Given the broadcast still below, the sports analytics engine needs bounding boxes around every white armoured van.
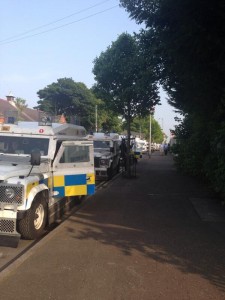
[0,119,95,245]
[90,133,121,180]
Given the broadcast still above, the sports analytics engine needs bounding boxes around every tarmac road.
[0,152,225,300]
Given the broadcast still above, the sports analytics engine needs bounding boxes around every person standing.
[163,143,168,155]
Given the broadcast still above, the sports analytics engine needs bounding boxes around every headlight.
[5,188,15,199]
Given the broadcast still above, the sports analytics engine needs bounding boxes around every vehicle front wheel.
[17,197,47,240]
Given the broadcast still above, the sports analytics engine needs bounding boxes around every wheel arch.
[26,184,49,210]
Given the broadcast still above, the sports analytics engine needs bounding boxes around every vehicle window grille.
[0,185,23,204]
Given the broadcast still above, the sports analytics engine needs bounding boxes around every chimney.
[6,91,15,102]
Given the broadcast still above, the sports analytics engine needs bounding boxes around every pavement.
[1,152,225,300]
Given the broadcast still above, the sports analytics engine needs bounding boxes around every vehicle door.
[52,140,95,200]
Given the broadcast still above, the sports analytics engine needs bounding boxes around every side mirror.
[31,149,41,166]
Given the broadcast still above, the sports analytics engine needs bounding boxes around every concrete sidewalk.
[0,153,225,300]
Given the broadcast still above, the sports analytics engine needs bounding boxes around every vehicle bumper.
[0,210,21,247]
[95,168,108,179]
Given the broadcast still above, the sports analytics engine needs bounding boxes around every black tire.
[17,197,47,240]
[74,195,85,205]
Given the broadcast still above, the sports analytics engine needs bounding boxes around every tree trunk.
[126,103,131,178]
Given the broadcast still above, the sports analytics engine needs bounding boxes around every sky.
[0,0,179,139]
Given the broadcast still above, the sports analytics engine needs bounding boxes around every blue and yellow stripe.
[53,173,95,197]
[26,173,95,199]
[134,151,142,159]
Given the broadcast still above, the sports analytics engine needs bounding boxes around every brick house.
[0,93,40,123]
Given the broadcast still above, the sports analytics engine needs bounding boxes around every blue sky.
[0,0,179,138]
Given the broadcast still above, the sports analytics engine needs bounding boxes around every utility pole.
[149,107,155,158]
[95,105,98,132]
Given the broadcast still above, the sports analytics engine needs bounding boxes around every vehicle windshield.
[94,141,110,149]
[0,136,49,155]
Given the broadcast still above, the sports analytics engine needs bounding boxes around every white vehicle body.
[91,133,121,180]
[0,121,95,242]
[133,138,148,158]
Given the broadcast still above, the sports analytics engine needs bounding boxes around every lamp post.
[95,105,98,132]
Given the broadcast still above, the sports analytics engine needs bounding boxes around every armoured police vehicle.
[0,117,95,245]
[91,133,121,180]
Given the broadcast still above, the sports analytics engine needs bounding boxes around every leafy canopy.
[36,78,96,130]
[93,32,159,122]
[119,1,225,197]
[120,0,225,116]
[124,116,164,143]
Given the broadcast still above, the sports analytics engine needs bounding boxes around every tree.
[35,78,96,131]
[96,106,122,133]
[93,33,159,120]
[120,0,225,114]
[93,33,159,176]
[119,1,225,199]
[90,93,123,133]
[125,115,164,143]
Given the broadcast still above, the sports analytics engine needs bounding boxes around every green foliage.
[173,113,225,198]
[99,113,122,133]
[173,111,217,175]
[93,32,160,177]
[36,78,96,130]
[151,118,164,143]
[93,33,159,122]
[95,99,123,133]
[120,0,225,114]
[203,124,225,198]
[124,115,163,142]
[35,78,121,133]
[120,0,225,200]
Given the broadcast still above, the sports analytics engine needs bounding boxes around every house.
[0,93,40,123]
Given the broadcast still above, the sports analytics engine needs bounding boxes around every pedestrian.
[160,143,164,155]
[120,138,127,169]
[163,143,168,155]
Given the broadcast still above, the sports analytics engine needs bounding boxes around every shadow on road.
[65,153,225,292]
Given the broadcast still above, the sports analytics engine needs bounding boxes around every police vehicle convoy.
[0,116,95,243]
[90,133,121,180]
